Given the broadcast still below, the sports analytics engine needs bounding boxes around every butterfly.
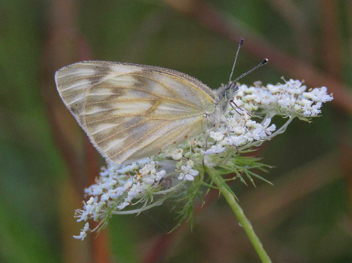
[55,44,267,164]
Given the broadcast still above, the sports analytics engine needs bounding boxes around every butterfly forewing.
[55,61,216,164]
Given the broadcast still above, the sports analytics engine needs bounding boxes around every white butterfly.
[55,57,267,164]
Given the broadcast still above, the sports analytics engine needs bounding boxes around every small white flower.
[128,184,142,198]
[140,162,156,175]
[303,92,313,99]
[187,160,194,167]
[124,178,134,189]
[117,201,129,210]
[117,163,139,174]
[76,210,89,222]
[246,120,257,128]
[155,170,166,181]
[144,177,154,185]
[233,126,246,135]
[85,184,103,196]
[87,197,94,205]
[204,144,226,155]
[308,87,323,101]
[178,165,199,181]
[262,118,271,127]
[109,187,124,199]
[73,223,90,240]
[166,149,183,160]
[210,131,224,141]
[243,94,257,101]
[267,124,276,133]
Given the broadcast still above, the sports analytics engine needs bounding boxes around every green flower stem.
[207,167,272,263]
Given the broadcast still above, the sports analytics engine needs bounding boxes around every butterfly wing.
[55,61,216,164]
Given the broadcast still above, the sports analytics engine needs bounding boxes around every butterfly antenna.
[229,38,244,83]
[227,58,269,90]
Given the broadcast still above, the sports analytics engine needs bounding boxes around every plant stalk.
[207,168,272,263]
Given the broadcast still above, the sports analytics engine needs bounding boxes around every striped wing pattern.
[55,61,216,164]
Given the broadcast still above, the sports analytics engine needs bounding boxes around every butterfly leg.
[230,99,252,117]
[202,134,209,168]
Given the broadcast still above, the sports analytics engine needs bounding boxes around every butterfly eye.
[226,89,231,99]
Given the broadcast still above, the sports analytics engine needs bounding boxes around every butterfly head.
[215,81,239,115]
[223,82,239,101]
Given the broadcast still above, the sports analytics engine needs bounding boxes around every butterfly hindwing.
[55,61,215,164]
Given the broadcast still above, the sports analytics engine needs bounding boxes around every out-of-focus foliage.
[0,0,350,262]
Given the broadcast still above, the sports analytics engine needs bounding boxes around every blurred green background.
[1,0,351,262]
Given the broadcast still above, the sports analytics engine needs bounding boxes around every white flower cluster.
[74,79,333,240]
[201,79,333,157]
[233,79,333,118]
[73,158,168,240]
[204,114,276,156]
